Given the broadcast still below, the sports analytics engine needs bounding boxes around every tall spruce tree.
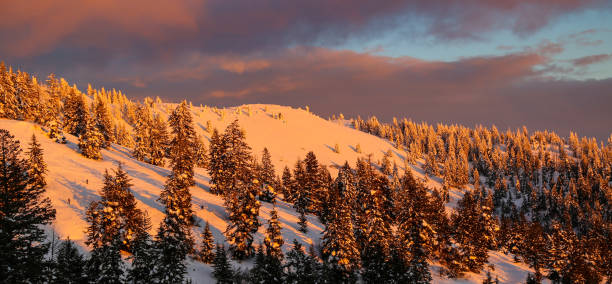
[127,216,156,284]
[0,130,56,282]
[93,94,114,148]
[258,147,277,202]
[213,244,233,284]
[84,199,125,284]
[78,112,104,160]
[284,240,319,284]
[149,114,169,167]
[222,120,261,259]
[155,101,197,283]
[198,222,215,264]
[53,238,87,284]
[264,207,284,260]
[132,105,152,162]
[63,90,88,137]
[320,164,359,283]
[207,128,227,195]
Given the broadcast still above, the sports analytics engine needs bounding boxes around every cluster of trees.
[353,115,612,282]
[2,62,610,283]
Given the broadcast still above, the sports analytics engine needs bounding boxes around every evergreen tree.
[258,147,277,202]
[222,120,260,259]
[93,94,114,148]
[0,129,56,283]
[63,90,88,136]
[194,134,208,168]
[381,149,393,175]
[250,244,284,284]
[264,207,284,260]
[207,128,227,195]
[320,165,359,283]
[52,238,87,284]
[281,166,294,202]
[292,160,310,233]
[451,190,497,273]
[26,134,47,190]
[78,112,104,160]
[149,114,169,167]
[126,215,156,284]
[197,222,215,264]
[213,244,233,284]
[132,105,152,162]
[85,199,125,284]
[155,101,197,282]
[284,240,319,284]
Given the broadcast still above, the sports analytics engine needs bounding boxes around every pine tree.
[284,240,319,284]
[93,94,114,148]
[250,244,284,283]
[264,207,284,260]
[26,134,47,190]
[281,166,294,202]
[149,114,169,167]
[155,101,197,282]
[221,120,260,259]
[52,238,87,284]
[198,222,215,264]
[78,112,104,160]
[451,190,497,273]
[132,105,152,162]
[63,90,88,136]
[381,149,393,175]
[213,244,233,284]
[320,165,359,283]
[194,134,208,168]
[127,219,156,284]
[207,128,227,195]
[0,129,56,283]
[84,199,125,284]
[258,148,277,202]
[292,160,311,233]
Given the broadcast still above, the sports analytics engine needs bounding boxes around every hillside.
[0,104,535,283]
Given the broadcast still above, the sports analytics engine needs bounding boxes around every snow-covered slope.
[0,104,534,283]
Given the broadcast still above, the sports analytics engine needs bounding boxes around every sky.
[1,0,611,140]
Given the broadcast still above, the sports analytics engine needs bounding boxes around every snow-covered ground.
[0,104,535,283]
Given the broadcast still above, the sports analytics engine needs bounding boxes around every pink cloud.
[571,54,612,66]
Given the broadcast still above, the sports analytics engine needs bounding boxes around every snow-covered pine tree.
[155,101,197,282]
[381,149,393,175]
[207,128,227,195]
[213,244,234,284]
[451,190,497,273]
[93,93,114,148]
[78,112,104,160]
[198,222,215,264]
[26,134,47,190]
[100,164,148,252]
[249,244,284,284]
[0,129,56,283]
[264,206,284,260]
[132,105,152,163]
[84,199,125,283]
[221,120,261,259]
[149,114,169,167]
[321,164,359,283]
[53,238,87,284]
[194,134,208,168]
[280,166,293,202]
[284,240,319,284]
[63,90,88,136]
[258,147,277,202]
[127,216,156,284]
[291,160,310,233]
